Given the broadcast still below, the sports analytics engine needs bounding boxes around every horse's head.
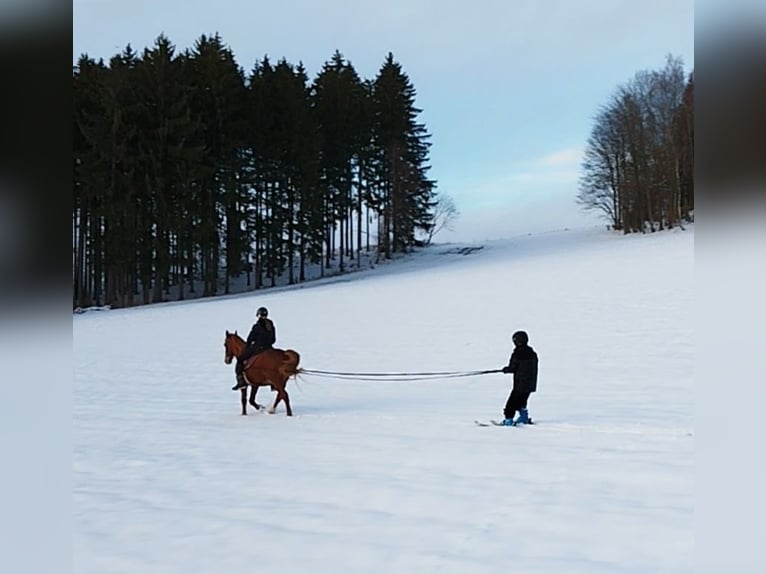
[224,330,240,364]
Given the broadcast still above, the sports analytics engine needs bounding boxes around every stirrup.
[232,374,247,390]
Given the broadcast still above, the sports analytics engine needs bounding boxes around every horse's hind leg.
[272,385,292,416]
[268,390,282,414]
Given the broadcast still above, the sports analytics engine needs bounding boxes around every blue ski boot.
[515,409,530,424]
[501,417,516,426]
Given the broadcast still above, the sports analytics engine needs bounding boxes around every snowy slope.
[73,225,693,574]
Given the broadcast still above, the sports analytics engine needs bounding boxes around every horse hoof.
[267,407,276,414]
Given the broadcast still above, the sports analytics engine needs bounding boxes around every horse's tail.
[289,367,305,392]
[276,350,301,380]
[283,349,300,370]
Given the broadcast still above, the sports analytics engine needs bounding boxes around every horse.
[223,330,301,416]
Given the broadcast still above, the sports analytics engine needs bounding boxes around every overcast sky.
[73,0,694,241]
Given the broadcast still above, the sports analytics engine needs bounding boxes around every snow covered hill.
[74,225,693,574]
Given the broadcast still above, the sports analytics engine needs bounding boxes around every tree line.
[577,55,694,232]
[73,33,447,308]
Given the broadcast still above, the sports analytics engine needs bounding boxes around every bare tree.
[577,105,624,229]
[424,192,459,244]
[578,55,692,233]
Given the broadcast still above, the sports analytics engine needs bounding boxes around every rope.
[299,368,502,382]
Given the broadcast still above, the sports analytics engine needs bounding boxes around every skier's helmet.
[256,306,269,318]
[512,330,529,345]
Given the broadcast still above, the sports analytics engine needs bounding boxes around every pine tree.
[371,53,436,257]
[187,33,248,295]
[133,34,203,302]
[73,55,108,307]
[312,50,371,272]
[246,56,275,289]
[74,41,441,308]
[101,46,141,307]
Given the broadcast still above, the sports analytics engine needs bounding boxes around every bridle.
[224,335,236,364]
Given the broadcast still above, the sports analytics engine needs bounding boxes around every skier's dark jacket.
[504,345,538,393]
[245,317,276,353]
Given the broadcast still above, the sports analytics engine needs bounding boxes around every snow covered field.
[73,225,693,573]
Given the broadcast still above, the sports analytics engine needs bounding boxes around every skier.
[500,330,538,425]
[232,306,277,391]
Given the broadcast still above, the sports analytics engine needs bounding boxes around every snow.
[73,225,693,573]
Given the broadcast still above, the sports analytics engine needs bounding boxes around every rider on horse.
[232,306,276,391]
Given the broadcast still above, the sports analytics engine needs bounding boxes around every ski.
[474,419,535,427]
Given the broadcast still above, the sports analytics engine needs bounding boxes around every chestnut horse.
[223,330,301,416]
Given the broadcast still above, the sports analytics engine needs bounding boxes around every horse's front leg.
[240,387,247,416]
[249,385,262,410]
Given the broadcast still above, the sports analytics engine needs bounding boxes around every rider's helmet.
[512,330,529,346]
[256,306,269,318]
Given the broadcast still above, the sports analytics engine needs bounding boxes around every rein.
[299,368,502,382]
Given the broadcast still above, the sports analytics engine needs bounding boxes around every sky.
[71,225,694,573]
[73,0,694,241]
